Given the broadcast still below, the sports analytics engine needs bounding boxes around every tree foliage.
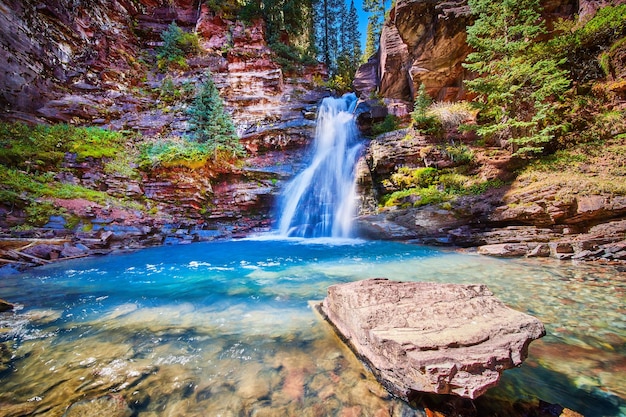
[362,0,386,45]
[241,0,317,69]
[411,84,442,135]
[463,0,571,157]
[157,22,199,70]
[187,73,244,160]
[315,0,362,88]
[362,19,378,62]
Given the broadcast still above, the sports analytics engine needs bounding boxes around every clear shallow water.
[0,238,624,416]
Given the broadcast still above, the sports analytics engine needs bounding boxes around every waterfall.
[277,93,361,238]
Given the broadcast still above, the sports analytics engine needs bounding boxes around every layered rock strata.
[319,278,546,400]
[354,130,626,262]
[0,0,328,259]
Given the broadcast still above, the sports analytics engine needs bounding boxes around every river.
[0,238,624,416]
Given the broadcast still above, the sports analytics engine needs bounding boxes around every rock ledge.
[318,278,545,400]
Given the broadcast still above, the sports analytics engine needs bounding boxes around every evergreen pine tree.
[362,0,386,43]
[187,73,244,160]
[315,0,342,72]
[362,19,377,62]
[463,0,571,156]
[339,0,349,55]
[347,0,362,63]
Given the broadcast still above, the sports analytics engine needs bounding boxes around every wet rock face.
[319,278,545,400]
[0,298,15,312]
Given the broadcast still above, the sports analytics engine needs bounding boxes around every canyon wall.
[0,0,328,255]
[354,0,626,111]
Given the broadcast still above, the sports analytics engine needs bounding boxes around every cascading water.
[277,93,361,238]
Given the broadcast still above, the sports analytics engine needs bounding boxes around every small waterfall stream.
[277,93,362,238]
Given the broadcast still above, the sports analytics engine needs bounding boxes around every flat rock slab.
[318,278,545,400]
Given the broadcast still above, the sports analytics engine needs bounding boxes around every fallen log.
[6,249,50,265]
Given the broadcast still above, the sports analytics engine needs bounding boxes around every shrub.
[157,22,199,71]
[371,114,401,135]
[411,84,442,135]
[382,185,448,208]
[156,77,195,105]
[138,138,212,169]
[381,164,507,209]
[269,42,318,73]
[444,144,475,164]
[389,166,438,189]
[427,102,474,131]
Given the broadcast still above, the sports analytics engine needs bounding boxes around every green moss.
[382,186,448,208]
[382,164,507,209]
[138,138,213,169]
[70,127,125,160]
[0,123,144,221]
[0,122,126,169]
[52,184,110,204]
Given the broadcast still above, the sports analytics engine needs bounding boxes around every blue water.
[0,238,625,416]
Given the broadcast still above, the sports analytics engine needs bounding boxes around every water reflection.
[0,239,624,416]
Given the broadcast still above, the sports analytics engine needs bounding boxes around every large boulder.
[319,278,545,400]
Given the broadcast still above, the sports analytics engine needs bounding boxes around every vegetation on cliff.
[372,3,626,213]
[156,22,200,71]
[463,0,571,157]
[0,123,139,226]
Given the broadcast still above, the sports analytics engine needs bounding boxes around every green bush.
[466,178,505,195]
[389,166,438,189]
[156,77,195,105]
[24,201,63,227]
[411,84,442,136]
[577,5,626,44]
[382,185,448,208]
[444,144,474,164]
[372,114,401,135]
[269,42,318,73]
[156,22,199,70]
[381,164,506,209]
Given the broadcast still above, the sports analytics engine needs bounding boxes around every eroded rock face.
[355,131,626,261]
[369,0,472,104]
[319,278,546,400]
[0,0,145,115]
[360,0,582,104]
